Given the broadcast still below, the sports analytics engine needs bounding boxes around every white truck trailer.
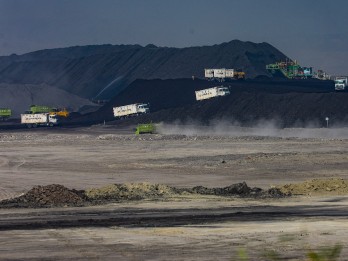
[113,103,150,118]
[205,68,235,79]
[195,86,230,101]
[334,76,347,91]
[205,68,245,81]
[21,113,58,128]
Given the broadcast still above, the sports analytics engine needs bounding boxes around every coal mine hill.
[1,40,347,127]
[0,40,286,100]
[71,78,348,128]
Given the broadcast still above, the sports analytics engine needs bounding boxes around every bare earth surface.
[0,125,347,260]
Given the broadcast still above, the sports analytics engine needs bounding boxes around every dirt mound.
[278,178,348,196]
[85,183,175,201]
[187,182,288,198]
[0,182,290,208]
[0,184,86,208]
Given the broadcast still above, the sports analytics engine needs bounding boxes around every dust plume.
[157,119,348,139]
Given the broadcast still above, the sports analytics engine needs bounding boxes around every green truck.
[0,108,11,121]
[29,105,54,114]
[135,123,156,135]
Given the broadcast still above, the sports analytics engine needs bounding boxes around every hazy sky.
[1,0,347,74]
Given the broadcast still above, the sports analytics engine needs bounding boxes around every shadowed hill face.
[0,83,96,116]
[0,40,287,100]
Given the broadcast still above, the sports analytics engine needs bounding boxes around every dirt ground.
[0,125,347,260]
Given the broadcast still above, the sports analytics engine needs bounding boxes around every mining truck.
[113,103,150,118]
[135,123,156,135]
[195,86,230,101]
[334,77,347,91]
[0,108,11,121]
[21,113,58,128]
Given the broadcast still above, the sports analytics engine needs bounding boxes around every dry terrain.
[0,125,347,260]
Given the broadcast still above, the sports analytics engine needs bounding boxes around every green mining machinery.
[0,108,11,121]
[266,60,312,79]
[29,105,55,114]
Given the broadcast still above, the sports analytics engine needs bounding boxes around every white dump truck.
[113,103,150,118]
[195,86,230,101]
[21,113,58,128]
[334,76,347,91]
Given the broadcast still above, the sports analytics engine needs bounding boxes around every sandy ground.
[0,125,347,260]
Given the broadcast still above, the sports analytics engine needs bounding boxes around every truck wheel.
[49,123,54,127]
[27,124,32,129]
[32,124,38,128]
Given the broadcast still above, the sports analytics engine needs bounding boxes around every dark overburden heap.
[70,78,348,127]
[0,40,287,99]
[0,184,86,208]
[184,182,287,198]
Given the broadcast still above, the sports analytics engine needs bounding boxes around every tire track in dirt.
[0,155,26,200]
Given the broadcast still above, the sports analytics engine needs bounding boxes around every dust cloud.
[157,120,348,139]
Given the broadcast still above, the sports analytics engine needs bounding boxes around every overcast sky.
[1,0,347,74]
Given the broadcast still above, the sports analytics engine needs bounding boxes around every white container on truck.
[195,86,230,101]
[113,103,150,118]
[21,113,58,128]
[213,69,226,78]
[334,77,347,91]
[205,68,239,80]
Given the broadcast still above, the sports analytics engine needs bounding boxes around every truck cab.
[137,104,150,114]
[48,114,58,125]
[335,77,347,91]
[217,87,230,96]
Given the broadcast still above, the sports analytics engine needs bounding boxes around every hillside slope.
[0,83,96,116]
[0,40,288,99]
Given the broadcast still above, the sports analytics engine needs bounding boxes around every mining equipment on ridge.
[266,60,313,79]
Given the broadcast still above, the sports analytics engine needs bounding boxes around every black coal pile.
[0,40,287,99]
[73,77,348,127]
[0,184,86,208]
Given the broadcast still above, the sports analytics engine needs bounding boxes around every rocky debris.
[186,182,288,198]
[278,178,348,196]
[97,134,288,142]
[267,187,289,198]
[85,183,174,201]
[0,184,86,208]
[0,182,292,208]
